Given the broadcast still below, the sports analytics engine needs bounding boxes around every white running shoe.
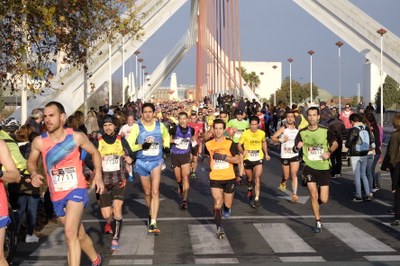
[25,234,39,243]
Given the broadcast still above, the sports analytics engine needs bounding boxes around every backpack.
[354,126,370,153]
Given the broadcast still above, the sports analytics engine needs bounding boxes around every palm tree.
[247,71,260,93]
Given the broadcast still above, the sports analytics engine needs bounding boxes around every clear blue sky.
[139,0,399,98]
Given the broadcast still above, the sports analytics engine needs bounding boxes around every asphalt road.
[12,145,400,266]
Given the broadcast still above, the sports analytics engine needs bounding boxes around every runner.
[187,111,204,179]
[170,112,195,210]
[293,107,338,233]
[271,111,300,202]
[205,119,240,238]
[238,116,270,208]
[228,109,249,182]
[118,114,135,182]
[0,140,21,266]
[127,102,170,234]
[97,115,135,251]
[28,101,105,266]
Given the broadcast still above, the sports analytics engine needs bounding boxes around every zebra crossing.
[17,219,400,265]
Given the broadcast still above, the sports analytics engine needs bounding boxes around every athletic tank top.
[281,127,299,159]
[41,128,87,201]
[136,121,163,161]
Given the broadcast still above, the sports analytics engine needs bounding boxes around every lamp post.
[141,65,146,100]
[288,58,294,107]
[307,50,315,104]
[272,65,278,106]
[377,28,387,128]
[134,50,141,101]
[137,58,143,97]
[335,41,344,113]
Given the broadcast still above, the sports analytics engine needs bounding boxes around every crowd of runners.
[0,94,399,265]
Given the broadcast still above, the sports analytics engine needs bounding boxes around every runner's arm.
[27,136,44,187]
[270,126,285,143]
[0,140,20,183]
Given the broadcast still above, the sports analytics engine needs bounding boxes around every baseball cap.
[235,109,244,115]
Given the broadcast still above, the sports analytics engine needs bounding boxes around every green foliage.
[268,76,319,105]
[0,0,144,93]
[375,75,400,110]
[240,67,261,92]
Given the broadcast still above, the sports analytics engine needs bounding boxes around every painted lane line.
[83,214,394,223]
[324,222,396,252]
[194,258,239,264]
[189,224,234,255]
[20,261,67,266]
[254,223,316,253]
[364,255,400,262]
[279,256,325,262]
[30,227,67,257]
[108,259,153,265]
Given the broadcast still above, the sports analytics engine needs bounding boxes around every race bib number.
[176,138,190,150]
[51,167,78,192]
[282,140,295,157]
[234,129,244,140]
[143,142,160,156]
[308,146,323,161]
[102,155,121,172]
[248,150,260,161]
[213,159,229,170]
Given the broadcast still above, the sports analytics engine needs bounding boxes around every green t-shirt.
[298,127,331,170]
[228,118,249,143]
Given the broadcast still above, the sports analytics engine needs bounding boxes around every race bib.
[308,146,323,161]
[213,159,229,170]
[143,142,160,156]
[176,138,190,150]
[282,140,295,157]
[102,155,121,172]
[248,150,260,161]
[51,167,78,192]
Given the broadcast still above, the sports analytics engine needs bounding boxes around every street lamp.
[272,65,278,106]
[288,58,294,107]
[137,58,144,90]
[335,41,344,113]
[134,50,141,100]
[141,65,146,100]
[377,28,387,128]
[307,50,315,104]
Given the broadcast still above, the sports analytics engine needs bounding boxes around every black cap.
[236,109,244,115]
[320,101,326,106]
[103,115,117,125]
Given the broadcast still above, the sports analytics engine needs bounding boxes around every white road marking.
[324,222,396,252]
[364,255,400,262]
[108,259,153,265]
[115,225,154,255]
[279,256,325,262]
[82,214,393,223]
[254,223,316,253]
[189,224,234,255]
[194,258,239,264]
[30,227,66,257]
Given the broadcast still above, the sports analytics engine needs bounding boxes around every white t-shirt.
[119,124,135,138]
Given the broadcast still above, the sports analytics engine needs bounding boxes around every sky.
[138,0,399,98]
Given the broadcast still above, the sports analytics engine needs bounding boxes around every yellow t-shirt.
[239,129,266,161]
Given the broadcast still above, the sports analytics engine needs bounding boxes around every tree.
[240,67,260,93]
[268,77,319,105]
[0,0,143,94]
[375,75,400,111]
